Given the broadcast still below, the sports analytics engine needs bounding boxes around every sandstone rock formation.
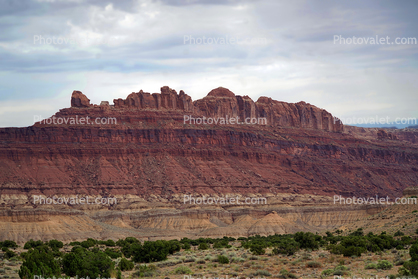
[112,86,194,112]
[193,87,343,132]
[71,91,91,108]
[1,86,418,243]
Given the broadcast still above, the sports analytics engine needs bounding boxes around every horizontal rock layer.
[1,86,418,243]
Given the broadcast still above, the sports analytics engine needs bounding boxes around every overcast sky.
[0,0,417,128]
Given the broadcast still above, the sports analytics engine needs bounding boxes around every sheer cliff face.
[0,86,418,203]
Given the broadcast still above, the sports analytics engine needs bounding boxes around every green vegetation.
[198,242,209,250]
[174,266,192,275]
[2,228,418,279]
[119,258,134,271]
[62,246,115,278]
[132,240,181,263]
[133,264,158,277]
[217,255,229,264]
[18,245,60,279]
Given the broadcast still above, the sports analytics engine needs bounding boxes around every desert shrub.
[18,246,61,279]
[321,269,334,276]
[252,269,271,277]
[174,266,192,275]
[132,240,180,263]
[134,264,157,277]
[365,263,377,269]
[411,243,418,262]
[213,240,231,249]
[196,259,205,264]
[98,240,116,247]
[350,228,364,236]
[402,261,418,276]
[250,245,265,255]
[1,240,17,249]
[198,243,209,250]
[62,246,114,278]
[377,260,393,270]
[394,230,404,237]
[301,253,311,260]
[119,258,134,271]
[48,239,63,250]
[23,240,44,249]
[105,248,122,259]
[294,232,319,250]
[156,259,180,268]
[2,249,16,259]
[183,257,195,263]
[306,261,321,268]
[277,269,297,279]
[231,257,245,263]
[80,238,96,249]
[343,246,365,257]
[218,255,229,264]
[394,259,405,266]
[333,265,349,276]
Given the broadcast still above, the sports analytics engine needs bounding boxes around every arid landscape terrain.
[1,0,417,278]
[0,88,418,279]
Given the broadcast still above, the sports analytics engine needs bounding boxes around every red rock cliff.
[0,86,417,202]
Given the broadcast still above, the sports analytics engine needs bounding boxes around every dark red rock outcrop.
[71,91,91,108]
[112,86,194,112]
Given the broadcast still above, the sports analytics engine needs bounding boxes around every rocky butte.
[0,86,417,243]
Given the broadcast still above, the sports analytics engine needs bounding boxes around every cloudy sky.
[0,0,417,128]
